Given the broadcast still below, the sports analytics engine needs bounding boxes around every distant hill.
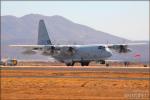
[1,14,149,63]
[1,14,130,45]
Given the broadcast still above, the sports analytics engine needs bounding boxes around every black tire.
[100,60,105,64]
[66,63,70,66]
[81,62,84,66]
[66,62,75,66]
[71,62,75,66]
[106,63,109,67]
[85,62,89,66]
[81,62,90,66]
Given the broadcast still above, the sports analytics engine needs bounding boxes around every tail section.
[38,20,52,45]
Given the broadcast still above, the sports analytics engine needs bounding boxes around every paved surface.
[1,66,149,80]
[1,66,149,73]
[1,76,149,80]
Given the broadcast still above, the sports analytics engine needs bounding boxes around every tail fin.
[38,20,52,45]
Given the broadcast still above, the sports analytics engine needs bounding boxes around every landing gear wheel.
[106,63,109,67]
[81,62,90,66]
[66,62,75,66]
[100,60,105,64]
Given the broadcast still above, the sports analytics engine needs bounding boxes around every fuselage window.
[98,46,105,50]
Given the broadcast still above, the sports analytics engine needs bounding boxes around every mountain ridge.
[2,14,131,45]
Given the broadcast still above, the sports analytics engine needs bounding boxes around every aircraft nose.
[106,48,112,57]
[108,51,112,57]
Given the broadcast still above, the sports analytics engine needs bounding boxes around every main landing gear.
[80,61,90,66]
[65,61,90,66]
[99,60,105,64]
[65,62,75,66]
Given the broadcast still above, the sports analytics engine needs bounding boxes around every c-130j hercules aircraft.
[10,20,144,66]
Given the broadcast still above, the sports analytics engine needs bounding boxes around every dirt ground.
[1,70,150,78]
[1,66,150,100]
[1,78,149,100]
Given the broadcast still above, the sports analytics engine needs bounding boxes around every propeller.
[108,45,131,53]
[68,47,74,52]
[119,45,126,53]
[66,47,75,55]
[119,45,131,53]
[50,46,55,54]
[42,46,55,55]
[22,50,36,55]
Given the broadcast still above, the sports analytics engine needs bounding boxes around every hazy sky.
[1,1,149,41]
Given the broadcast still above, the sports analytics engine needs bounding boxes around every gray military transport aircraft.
[10,20,144,66]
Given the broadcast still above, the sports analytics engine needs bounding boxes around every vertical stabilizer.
[38,20,52,45]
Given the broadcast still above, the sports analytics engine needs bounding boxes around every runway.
[1,66,149,80]
[1,66,149,73]
[1,75,149,80]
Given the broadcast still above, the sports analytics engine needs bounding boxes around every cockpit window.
[98,46,105,50]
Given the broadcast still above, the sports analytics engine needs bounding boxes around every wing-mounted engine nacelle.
[109,45,132,53]
[22,50,36,55]
[68,47,75,54]
[42,46,60,55]
[61,47,76,55]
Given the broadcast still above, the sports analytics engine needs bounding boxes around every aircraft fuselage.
[41,45,112,65]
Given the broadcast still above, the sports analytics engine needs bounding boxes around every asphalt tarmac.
[1,66,149,73]
[1,75,149,80]
[1,66,149,80]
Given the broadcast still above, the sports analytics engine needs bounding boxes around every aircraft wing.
[105,43,146,53]
[10,42,146,48]
[9,45,77,55]
[10,44,81,48]
[10,42,146,54]
[10,45,46,49]
[9,45,45,55]
[106,42,146,46]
